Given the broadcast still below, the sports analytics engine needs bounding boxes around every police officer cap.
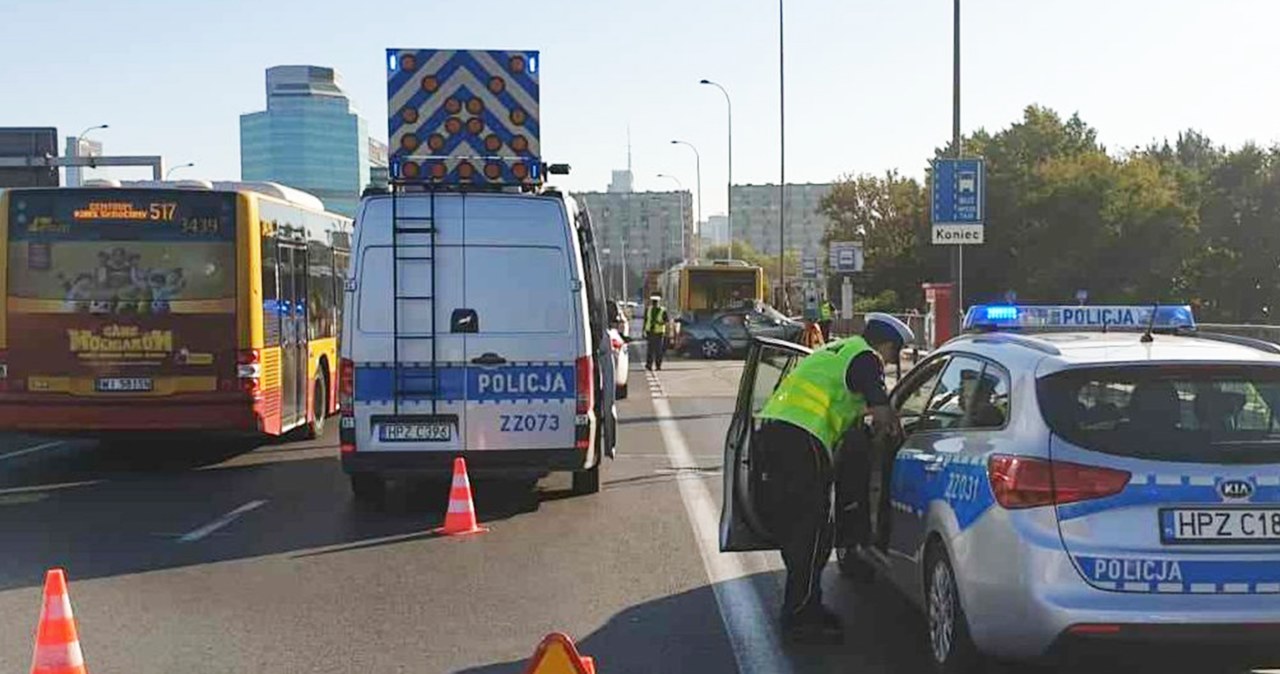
[649,294,662,302]
[863,312,915,349]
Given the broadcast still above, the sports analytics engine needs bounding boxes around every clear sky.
[4,0,1278,217]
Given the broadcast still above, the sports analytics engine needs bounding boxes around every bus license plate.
[1160,508,1280,544]
[378,420,453,442]
[96,377,153,393]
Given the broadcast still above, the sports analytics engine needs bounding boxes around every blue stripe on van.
[354,362,575,404]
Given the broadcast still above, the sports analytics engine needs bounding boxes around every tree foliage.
[821,105,1280,322]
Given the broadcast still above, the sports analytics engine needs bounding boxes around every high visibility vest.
[820,302,833,320]
[758,336,873,452]
[644,306,667,335]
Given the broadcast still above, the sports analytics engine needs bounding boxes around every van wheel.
[304,376,327,440]
[699,339,726,359]
[616,382,629,400]
[571,462,601,495]
[350,473,385,506]
[925,546,982,674]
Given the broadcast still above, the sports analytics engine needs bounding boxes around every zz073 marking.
[499,414,561,432]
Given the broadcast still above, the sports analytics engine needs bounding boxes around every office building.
[730,183,834,259]
[702,214,729,250]
[579,189,692,295]
[240,65,369,217]
[64,136,103,187]
[607,169,634,193]
[368,137,389,190]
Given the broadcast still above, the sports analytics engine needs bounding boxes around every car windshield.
[1039,364,1280,464]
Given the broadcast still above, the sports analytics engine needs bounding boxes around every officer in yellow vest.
[756,312,914,644]
[819,298,835,341]
[643,294,668,371]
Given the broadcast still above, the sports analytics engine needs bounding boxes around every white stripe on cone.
[43,593,72,621]
[452,474,469,488]
[34,642,85,669]
[447,498,471,514]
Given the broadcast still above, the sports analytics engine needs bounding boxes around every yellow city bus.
[659,259,766,316]
[0,182,351,438]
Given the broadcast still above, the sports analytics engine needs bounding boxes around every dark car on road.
[674,303,803,359]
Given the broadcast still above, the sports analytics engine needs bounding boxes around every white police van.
[338,187,617,502]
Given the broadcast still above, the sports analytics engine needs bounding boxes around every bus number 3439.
[499,414,560,432]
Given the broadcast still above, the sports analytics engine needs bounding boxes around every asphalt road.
[0,357,1276,673]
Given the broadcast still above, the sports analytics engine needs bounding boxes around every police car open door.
[720,337,810,552]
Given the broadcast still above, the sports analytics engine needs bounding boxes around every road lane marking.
[653,394,793,674]
[0,480,102,496]
[178,499,267,543]
[0,441,65,462]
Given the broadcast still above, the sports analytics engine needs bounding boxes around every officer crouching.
[755,313,915,644]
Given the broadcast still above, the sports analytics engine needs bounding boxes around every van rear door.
[461,196,579,451]
[351,195,467,453]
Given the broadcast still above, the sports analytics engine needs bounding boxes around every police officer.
[819,297,835,341]
[643,294,668,371]
[755,312,915,644]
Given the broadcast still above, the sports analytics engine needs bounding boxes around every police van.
[338,48,616,502]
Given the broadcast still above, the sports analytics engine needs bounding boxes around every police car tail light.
[988,455,1130,509]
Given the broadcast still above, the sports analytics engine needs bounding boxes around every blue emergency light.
[963,304,1196,332]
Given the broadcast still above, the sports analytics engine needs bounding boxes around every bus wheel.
[304,376,327,440]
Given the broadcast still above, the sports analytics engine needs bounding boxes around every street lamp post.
[778,0,787,310]
[700,79,732,260]
[165,162,196,180]
[71,124,108,186]
[953,0,965,314]
[670,140,702,263]
[656,173,687,264]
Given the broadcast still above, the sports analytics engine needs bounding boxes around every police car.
[722,306,1280,671]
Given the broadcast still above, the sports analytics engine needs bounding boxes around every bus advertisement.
[0,185,351,438]
[659,260,765,316]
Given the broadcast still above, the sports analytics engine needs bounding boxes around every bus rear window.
[1038,365,1280,464]
[7,190,237,308]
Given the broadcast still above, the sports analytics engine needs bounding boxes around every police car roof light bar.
[962,305,1196,333]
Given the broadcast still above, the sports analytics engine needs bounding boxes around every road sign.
[801,254,818,279]
[931,158,985,245]
[828,241,864,274]
[387,49,541,185]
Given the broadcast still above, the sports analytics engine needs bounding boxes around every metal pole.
[701,80,733,261]
[621,238,628,301]
[165,162,195,180]
[953,0,964,316]
[778,0,787,309]
[657,174,687,264]
[670,141,701,264]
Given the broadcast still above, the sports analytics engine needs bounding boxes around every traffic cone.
[433,457,487,536]
[523,632,596,674]
[29,568,87,674]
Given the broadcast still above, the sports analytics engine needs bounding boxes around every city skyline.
[4,0,1279,219]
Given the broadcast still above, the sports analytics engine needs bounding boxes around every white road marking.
[178,500,267,543]
[0,480,101,496]
[0,441,64,462]
[653,393,793,674]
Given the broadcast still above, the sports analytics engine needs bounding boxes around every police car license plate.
[378,419,454,442]
[1160,508,1280,544]
[95,377,153,393]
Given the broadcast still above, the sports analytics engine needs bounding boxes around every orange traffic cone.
[433,457,487,536]
[523,632,596,674]
[30,568,87,674]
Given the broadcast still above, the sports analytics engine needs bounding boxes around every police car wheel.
[699,339,725,359]
[571,462,601,495]
[835,545,875,583]
[925,548,981,674]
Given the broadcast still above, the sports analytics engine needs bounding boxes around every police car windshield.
[1039,364,1280,464]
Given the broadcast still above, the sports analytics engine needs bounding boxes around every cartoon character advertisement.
[6,190,238,384]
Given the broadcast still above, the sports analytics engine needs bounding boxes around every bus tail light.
[339,358,355,453]
[988,455,1130,509]
[575,356,593,450]
[0,350,7,391]
[237,349,262,400]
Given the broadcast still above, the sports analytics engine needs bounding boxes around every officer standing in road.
[819,297,835,341]
[756,313,915,644]
[644,294,668,371]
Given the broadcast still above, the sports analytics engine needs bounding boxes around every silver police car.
[721,305,1280,672]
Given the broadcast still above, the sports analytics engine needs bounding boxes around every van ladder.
[389,183,439,415]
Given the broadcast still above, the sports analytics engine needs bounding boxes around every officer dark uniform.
[644,295,668,371]
[755,313,915,644]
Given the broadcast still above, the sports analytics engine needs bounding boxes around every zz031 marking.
[944,472,983,502]
[499,414,561,432]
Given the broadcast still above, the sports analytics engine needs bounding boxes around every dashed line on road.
[0,440,65,462]
[178,499,267,543]
[645,370,667,398]
[653,394,793,674]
